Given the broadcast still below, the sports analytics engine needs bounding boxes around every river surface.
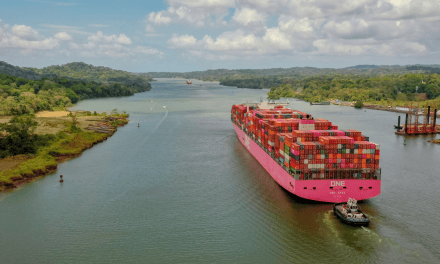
[1,79,439,263]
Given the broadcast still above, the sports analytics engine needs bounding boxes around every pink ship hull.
[233,123,381,203]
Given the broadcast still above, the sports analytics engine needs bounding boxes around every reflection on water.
[0,79,438,263]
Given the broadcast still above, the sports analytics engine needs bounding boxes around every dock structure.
[396,106,440,135]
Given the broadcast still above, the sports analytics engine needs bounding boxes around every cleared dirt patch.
[0,155,33,172]
[35,111,70,118]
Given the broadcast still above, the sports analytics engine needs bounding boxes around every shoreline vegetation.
[0,110,129,194]
[0,61,152,194]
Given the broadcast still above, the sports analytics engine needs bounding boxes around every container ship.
[231,101,381,203]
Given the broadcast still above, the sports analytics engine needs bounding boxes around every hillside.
[32,62,152,91]
[139,64,440,82]
[267,73,440,109]
[0,61,42,80]
[0,72,151,116]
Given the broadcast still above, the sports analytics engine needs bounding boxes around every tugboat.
[333,198,370,226]
[187,79,192,84]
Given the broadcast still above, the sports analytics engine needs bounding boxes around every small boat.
[333,198,370,226]
[187,79,192,84]
[394,124,403,129]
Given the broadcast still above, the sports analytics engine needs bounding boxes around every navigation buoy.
[138,123,140,127]
[60,175,63,178]
[59,175,63,182]
[404,139,407,145]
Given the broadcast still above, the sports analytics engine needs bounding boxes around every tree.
[0,115,38,157]
[354,101,363,108]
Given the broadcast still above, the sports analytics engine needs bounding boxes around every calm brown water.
[0,78,439,263]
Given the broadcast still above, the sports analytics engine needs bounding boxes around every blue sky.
[1,0,440,72]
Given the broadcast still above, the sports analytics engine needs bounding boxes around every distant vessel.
[187,79,192,84]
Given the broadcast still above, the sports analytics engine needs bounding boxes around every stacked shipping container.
[231,104,380,181]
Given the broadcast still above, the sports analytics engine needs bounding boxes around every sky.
[1,0,440,72]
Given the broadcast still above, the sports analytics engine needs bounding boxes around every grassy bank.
[0,111,128,192]
[429,139,440,144]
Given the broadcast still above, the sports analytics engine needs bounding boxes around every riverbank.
[328,99,440,117]
[0,111,129,193]
[429,139,440,144]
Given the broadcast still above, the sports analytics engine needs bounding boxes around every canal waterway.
[0,79,439,263]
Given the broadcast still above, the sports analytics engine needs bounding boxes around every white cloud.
[116,34,132,45]
[144,0,233,34]
[168,34,198,48]
[77,31,162,58]
[0,23,60,54]
[279,17,315,39]
[145,24,155,33]
[262,28,292,50]
[0,21,164,60]
[11,25,40,40]
[54,32,73,41]
[87,31,132,45]
[168,0,235,8]
[41,24,91,35]
[148,11,172,25]
[232,8,263,26]
[203,31,260,50]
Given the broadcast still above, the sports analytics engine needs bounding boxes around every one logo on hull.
[331,181,345,186]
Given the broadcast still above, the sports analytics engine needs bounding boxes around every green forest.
[140,64,440,82]
[0,73,150,116]
[31,62,153,90]
[0,61,153,116]
[267,73,440,107]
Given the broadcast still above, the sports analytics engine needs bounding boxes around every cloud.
[145,24,155,33]
[0,21,164,60]
[0,22,60,54]
[232,8,264,26]
[203,31,261,51]
[77,31,163,58]
[262,28,291,50]
[157,0,439,61]
[144,0,234,33]
[41,24,91,35]
[312,38,427,56]
[148,11,172,25]
[116,34,132,45]
[54,32,73,41]
[11,25,41,40]
[168,34,197,48]
[378,0,440,20]
[87,31,132,45]
[168,0,235,8]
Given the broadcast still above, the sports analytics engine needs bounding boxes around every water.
[0,79,439,263]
